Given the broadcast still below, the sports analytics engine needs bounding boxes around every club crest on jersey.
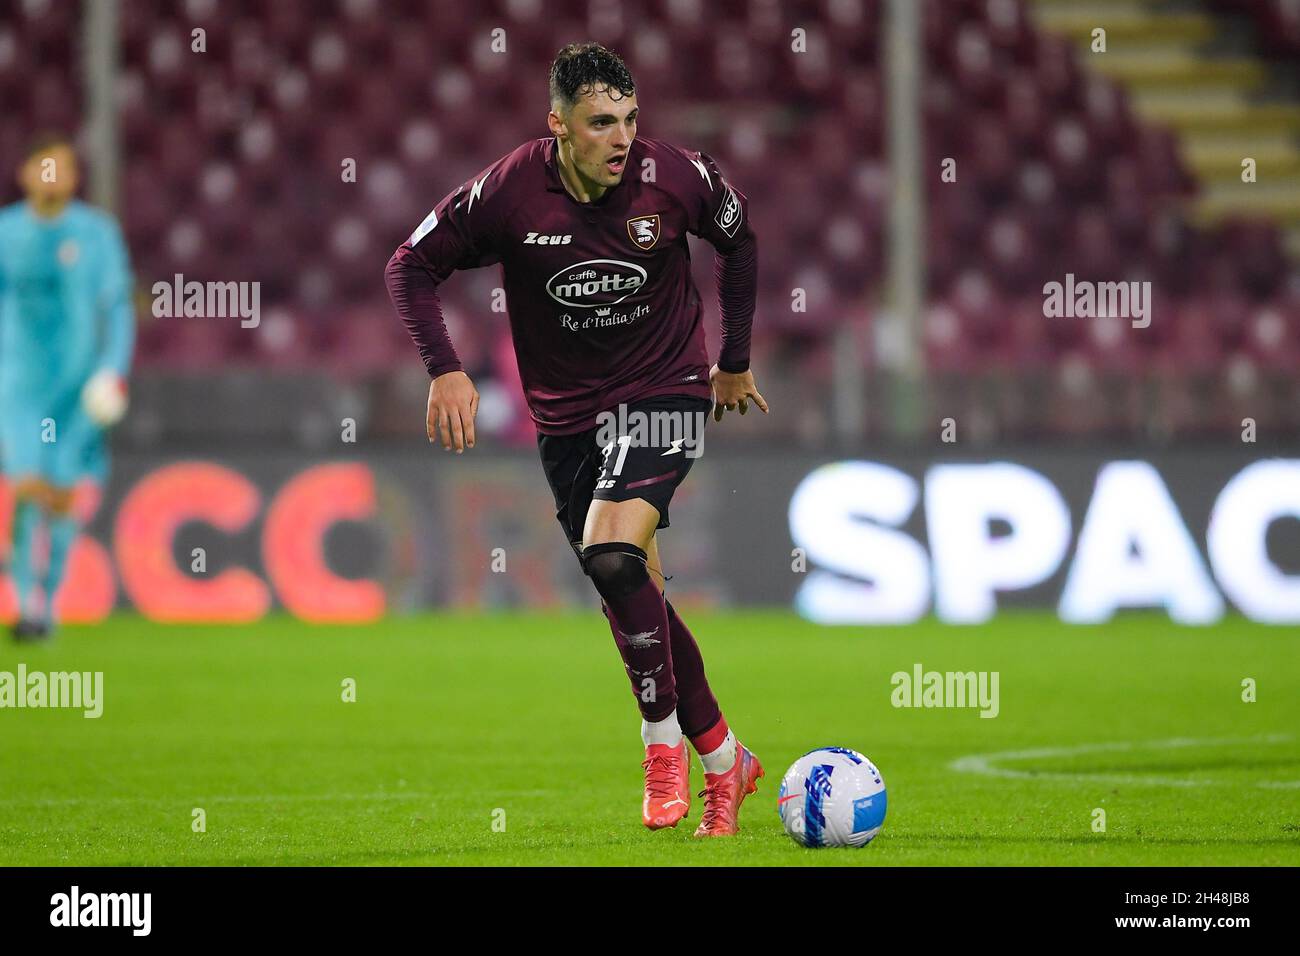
[626,214,661,251]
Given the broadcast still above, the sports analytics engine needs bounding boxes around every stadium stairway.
[1028,0,1300,258]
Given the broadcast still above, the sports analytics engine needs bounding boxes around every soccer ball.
[778,747,886,848]
[81,369,128,427]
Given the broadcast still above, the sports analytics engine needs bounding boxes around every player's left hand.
[709,365,769,422]
[81,368,129,427]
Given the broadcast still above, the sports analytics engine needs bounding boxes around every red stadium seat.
[0,0,1280,450]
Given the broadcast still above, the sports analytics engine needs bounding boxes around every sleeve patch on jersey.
[409,207,439,245]
[714,182,742,238]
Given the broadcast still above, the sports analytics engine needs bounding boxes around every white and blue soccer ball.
[778,747,886,848]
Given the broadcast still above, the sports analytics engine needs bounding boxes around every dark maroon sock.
[598,585,676,721]
[663,597,722,740]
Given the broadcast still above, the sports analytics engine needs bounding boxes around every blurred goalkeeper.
[387,43,767,836]
[0,135,134,641]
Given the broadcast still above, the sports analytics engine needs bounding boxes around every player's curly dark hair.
[549,42,636,113]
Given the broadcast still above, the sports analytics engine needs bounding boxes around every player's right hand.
[427,370,479,453]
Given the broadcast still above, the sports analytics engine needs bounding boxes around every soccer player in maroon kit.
[386,42,768,836]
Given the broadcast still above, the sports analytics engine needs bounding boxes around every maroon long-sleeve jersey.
[385,136,757,435]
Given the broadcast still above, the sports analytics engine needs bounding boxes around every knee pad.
[580,542,649,600]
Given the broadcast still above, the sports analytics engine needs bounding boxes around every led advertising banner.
[5,450,1296,624]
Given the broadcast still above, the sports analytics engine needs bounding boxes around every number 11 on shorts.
[602,435,632,476]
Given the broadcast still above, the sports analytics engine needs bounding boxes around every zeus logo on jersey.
[524,232,572,245]
[546,259,647,308]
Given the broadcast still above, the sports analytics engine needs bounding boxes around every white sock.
[641,710,682,748]
[699,730,737,775]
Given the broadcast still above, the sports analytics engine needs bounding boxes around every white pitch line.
[950,733,1298,789]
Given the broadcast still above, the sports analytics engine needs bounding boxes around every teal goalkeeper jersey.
[0,199,135,405]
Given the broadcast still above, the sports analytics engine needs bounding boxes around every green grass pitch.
[1,611,1297,866]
